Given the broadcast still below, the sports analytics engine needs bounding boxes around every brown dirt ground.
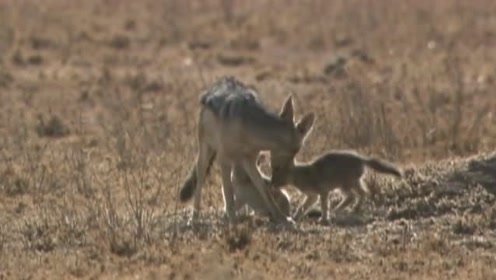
[1,0,496,279]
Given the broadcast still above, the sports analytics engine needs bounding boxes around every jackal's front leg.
[220,163,237,224]
[241,159,295,226]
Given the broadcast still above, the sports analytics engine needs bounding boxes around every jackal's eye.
[271,171,287,187]
[272,166,282,175]
[271,166,281,176]
[291,146,300,155]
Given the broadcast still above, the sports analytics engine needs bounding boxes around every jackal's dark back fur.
[200,76,285,128]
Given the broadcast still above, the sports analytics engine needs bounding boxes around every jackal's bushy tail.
[179,152,216,202]
[364,157,403,178]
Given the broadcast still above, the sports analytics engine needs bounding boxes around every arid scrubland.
[0,0,496,279]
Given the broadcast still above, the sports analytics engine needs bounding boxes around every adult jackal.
[179,76,315,225]
[270,150,403,224]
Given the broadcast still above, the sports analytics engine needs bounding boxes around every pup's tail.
[363,157,403,178]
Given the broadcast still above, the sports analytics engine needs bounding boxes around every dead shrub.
[108,34,131,50]
[217,53,255,66]
[29,36,56,50]
[223,225,252,252]
[452,216,478,235]
[0,68,13,88]
[35,114,70,138]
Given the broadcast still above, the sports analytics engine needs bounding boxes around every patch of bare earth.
[1,153,496,279]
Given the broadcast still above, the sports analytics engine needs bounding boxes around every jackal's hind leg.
[350,180,367,213]
[191,143,215,224]
[294,194,319,221]
[234,194,246,212]
[220,163,237,224]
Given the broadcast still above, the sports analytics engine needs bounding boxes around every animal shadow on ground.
[164,202,379,239]
[161,209,302,238]
[302,207,374,227]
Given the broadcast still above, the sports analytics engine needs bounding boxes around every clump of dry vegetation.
[0,0,495,279]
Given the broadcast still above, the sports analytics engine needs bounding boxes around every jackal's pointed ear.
[280,95,294,122]
[296,112,315,137]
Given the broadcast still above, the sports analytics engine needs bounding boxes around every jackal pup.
[269,150,403,224]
